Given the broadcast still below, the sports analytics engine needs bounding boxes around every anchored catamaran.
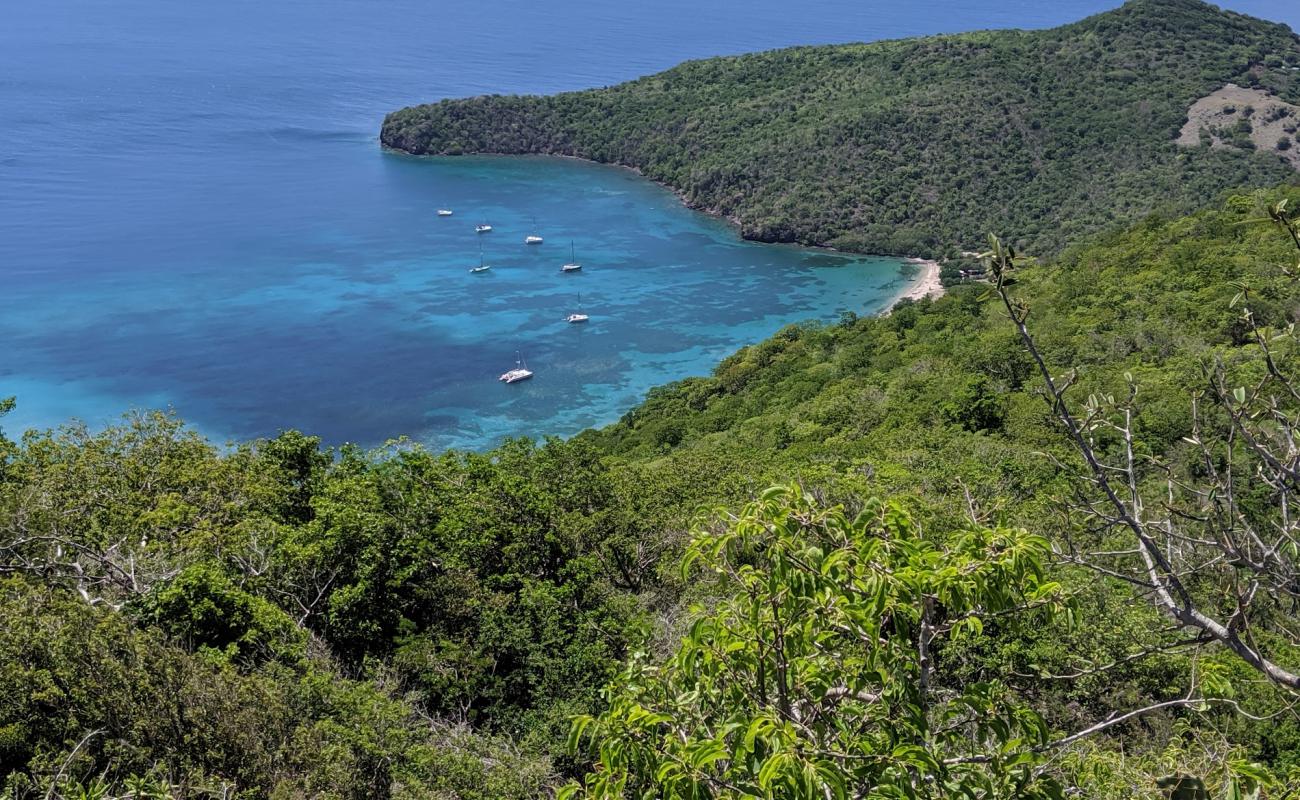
[499,353,534,383]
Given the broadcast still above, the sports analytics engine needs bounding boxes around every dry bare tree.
[985,197,1300,693]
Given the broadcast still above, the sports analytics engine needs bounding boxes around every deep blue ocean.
[3,0,1296,449]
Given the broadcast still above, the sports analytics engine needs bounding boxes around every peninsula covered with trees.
[7,1,1300,797]
[384,0,1300,257]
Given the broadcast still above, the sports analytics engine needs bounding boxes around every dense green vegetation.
[563,490,1072,799]
[383,0,1300,257]
[6,186,1300,797]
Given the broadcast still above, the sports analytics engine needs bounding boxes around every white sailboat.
[499,352,534,383]
[470,242,491,273]
[566,293,588,324]
[437,209,454,216]
[476,222,493,233]
[561,240,582,272]
[525,218,543,245]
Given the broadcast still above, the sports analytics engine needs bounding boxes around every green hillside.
[382,0,1300,256]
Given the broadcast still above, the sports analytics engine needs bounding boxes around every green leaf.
[567,715,595,754]
[689,740,729,770]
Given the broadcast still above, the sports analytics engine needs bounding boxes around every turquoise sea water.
[3,0,1297,449]
[4,154,909,449]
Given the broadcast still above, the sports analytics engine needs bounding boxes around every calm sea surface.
[3,0,1296,449]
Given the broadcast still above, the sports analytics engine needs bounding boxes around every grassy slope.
[382,0,1300,256]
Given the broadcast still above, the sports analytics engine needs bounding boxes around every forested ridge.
[383,0,1300,256]
[9,1,1300,798]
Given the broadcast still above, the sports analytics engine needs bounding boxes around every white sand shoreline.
[890,257,945,307]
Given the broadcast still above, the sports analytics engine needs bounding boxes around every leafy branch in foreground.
[984,199,1300,693]
[561,486,1068,799]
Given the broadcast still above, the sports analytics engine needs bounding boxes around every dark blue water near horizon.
[3,0,1297,449]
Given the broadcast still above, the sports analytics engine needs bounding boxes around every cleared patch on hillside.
[1178,83,1300,169]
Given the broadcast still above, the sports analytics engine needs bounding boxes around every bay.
[2,0,1295,448]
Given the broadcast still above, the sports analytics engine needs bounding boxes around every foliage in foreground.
[0,417,643,798]
[0,577,556,800]
[564,487,1068,799]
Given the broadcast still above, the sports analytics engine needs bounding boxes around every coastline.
[382,147,948,314]
[891,258,945,306]
[598,145,951,313]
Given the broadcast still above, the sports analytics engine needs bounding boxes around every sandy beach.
[892,258,945,305]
